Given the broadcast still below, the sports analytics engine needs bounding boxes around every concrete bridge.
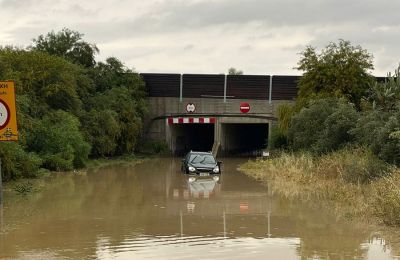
[142,73,299,155]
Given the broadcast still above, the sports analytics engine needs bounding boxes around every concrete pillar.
[213,119,222,156]
[165,119,173,154]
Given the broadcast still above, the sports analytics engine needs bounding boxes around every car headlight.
[213,166,220,173]
[188,166,196,172]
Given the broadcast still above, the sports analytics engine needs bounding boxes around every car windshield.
[189,154,216,164]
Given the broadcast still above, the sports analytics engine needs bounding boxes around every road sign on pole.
[0,81,18,141]
[0,81,18,205]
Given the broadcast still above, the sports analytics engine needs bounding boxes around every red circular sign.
[0,99,11,130]
[240,102,250,113]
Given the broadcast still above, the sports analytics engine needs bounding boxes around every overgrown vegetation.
[240,147,400,226]
[246,39,400,226]
[0,28,148,180]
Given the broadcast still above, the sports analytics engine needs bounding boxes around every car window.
[189,154,215,164]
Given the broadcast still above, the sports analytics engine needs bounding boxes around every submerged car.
[181,151,221,177]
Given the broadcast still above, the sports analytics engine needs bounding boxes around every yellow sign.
[0,81,18,141]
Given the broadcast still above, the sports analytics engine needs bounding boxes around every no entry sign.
[0,81,18,141]
[240,102,250,113]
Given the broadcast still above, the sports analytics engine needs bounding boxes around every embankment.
[239,147,400,227]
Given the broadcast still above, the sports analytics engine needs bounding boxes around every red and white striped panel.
[167,117,216,124]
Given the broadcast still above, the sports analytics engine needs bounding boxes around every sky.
[1,0,399,76]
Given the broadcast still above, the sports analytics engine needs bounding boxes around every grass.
[239,147,400,226]
[85,154,147,170]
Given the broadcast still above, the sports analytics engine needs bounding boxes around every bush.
[288,98,358,154]
[80,109,120,157]
[27,110,91,171]
[87,86,146,155]
[268,125,288,149]
[0,142,42,180]
[351,109,400,165]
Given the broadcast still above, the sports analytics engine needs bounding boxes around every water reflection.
[0,158,398,259]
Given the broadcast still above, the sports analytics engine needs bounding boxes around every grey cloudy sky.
[1,0,399,75]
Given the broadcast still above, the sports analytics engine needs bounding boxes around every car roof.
[188,151,213,155]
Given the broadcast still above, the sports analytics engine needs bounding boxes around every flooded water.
[0,158,399,259]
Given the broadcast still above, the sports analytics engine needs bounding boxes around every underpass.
[142,73,299,156]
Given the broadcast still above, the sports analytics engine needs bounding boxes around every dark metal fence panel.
[227,75,270,100]
[141,73,180,97]
[376,76,388,83]
[142,73,391,101]
[182,74,225,98]
[272,75,300,100]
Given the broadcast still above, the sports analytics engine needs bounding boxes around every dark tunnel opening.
[172,124,215,156]
[221,123,268,156]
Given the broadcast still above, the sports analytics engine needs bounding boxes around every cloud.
[0,0,400,75]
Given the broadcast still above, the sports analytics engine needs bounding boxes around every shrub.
[268,125,288,149]
[80,109,120,157]
[288,98,358,154]
[27,110,91,171]
[351,109,400,165]
[0,142,42,180]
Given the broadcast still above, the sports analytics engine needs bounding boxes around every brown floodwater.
[0,158,399,259]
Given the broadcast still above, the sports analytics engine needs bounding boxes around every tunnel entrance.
[171,124,214,156]
[221,123,268,156]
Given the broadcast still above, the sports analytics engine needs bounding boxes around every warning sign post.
[0,81,18,141]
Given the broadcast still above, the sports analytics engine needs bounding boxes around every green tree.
[0,30,148,179]
[80,109,120,156]
[228,67,243,75]
[366,66,400,112]
[296,39,374,109]
[0,47,84,115]
[82,57,147,155]
[31,28,99,68]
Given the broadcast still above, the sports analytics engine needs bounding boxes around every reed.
[240,147,400,226]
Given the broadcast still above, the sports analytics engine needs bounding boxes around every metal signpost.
[0,81,18,206]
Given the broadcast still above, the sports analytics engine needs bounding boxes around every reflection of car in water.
[187,176,220,199]
[171,174,221,201]
[181,151,222,177]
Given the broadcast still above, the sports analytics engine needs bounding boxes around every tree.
[296,39,374,109]
[366,66,400,112]
[31,28,99,67]
[82,57,148,155]
[228,67,243,75]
